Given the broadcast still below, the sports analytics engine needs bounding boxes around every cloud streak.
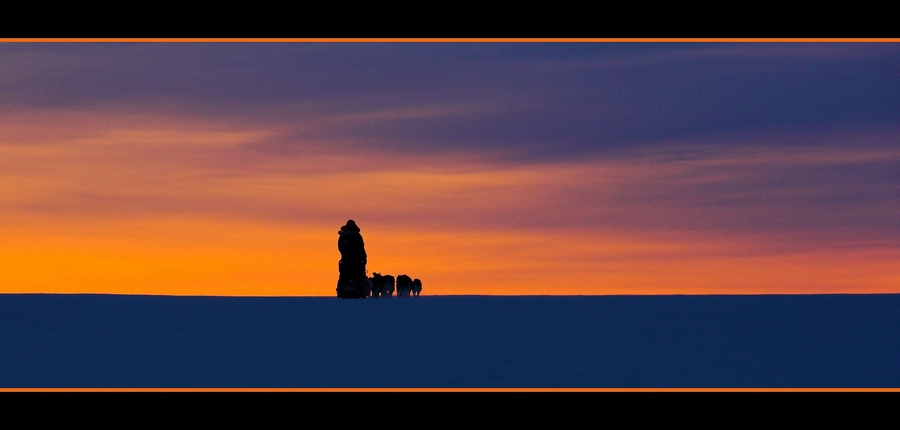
[4,42,898,159]
[1,104,896,295]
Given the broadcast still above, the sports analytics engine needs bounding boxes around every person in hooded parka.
[336,219,368,298]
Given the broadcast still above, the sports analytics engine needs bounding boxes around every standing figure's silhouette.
[336,220,368,299]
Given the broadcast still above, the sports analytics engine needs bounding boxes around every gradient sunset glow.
[1,41,897,296]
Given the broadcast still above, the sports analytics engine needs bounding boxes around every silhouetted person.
[336,219,368,298]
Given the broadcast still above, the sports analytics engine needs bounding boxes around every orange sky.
[1,108,897,296]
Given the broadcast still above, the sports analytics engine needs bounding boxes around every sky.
[0,40,898,296]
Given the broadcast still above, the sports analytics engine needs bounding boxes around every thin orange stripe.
[1,38,899,43]
[1,387,898,392]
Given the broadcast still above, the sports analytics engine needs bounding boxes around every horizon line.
[2,292,899,298]
[3,38,900,43]
[1,387,898,392]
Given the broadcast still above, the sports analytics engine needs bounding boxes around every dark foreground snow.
[2,294,899,388]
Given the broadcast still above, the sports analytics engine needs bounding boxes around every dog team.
[367,273,422,298]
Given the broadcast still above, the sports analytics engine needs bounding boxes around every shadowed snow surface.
[1,294,899,388]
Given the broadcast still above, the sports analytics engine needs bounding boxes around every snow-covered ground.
[2,294,899,389]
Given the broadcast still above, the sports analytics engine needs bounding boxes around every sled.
[336,275,371,299]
